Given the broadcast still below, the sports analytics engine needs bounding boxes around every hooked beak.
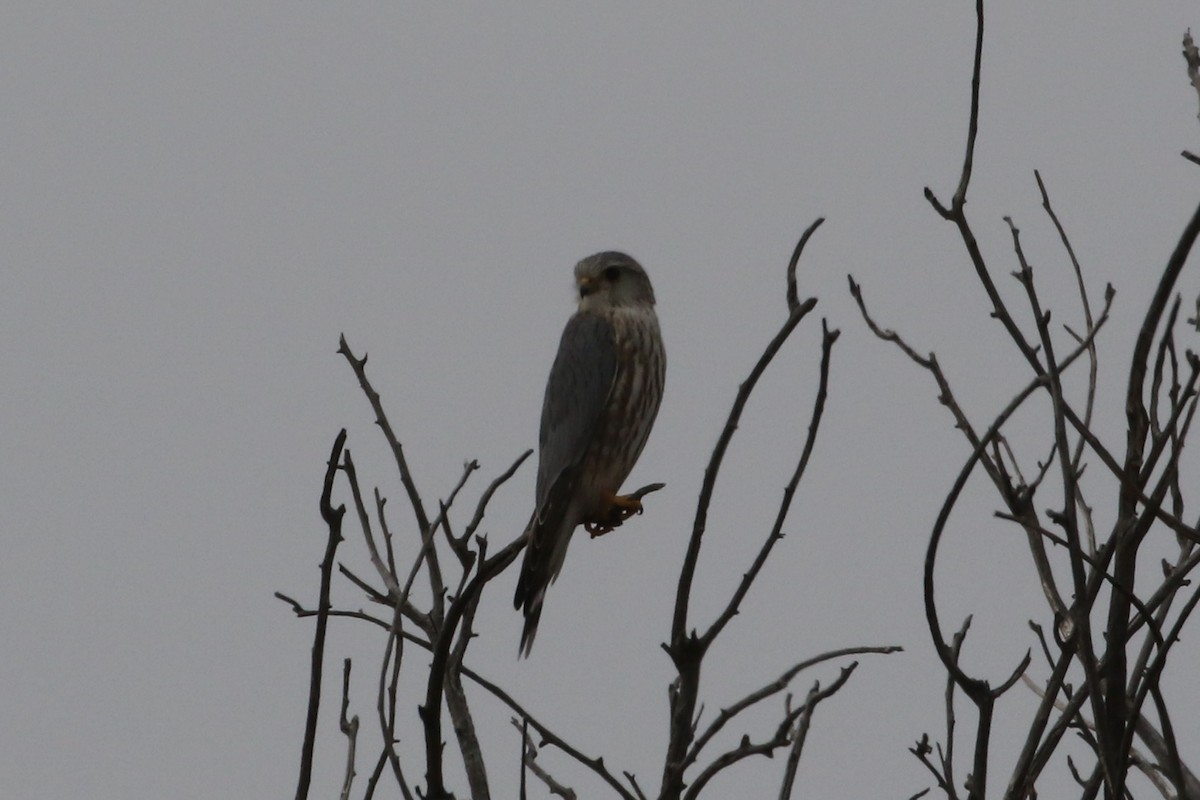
[577,276,597,298]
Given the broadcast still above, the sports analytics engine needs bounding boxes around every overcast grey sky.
[4,3,1199,798]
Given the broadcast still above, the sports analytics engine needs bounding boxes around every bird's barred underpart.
[578,310,665,511]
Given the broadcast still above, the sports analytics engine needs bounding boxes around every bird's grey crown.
[574,251,656,306]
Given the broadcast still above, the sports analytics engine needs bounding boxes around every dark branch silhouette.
[280,225,897,799]
[857,5,1200,799]
[281,8,1200,799]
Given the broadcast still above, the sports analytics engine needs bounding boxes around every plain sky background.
[4,3,1200,798]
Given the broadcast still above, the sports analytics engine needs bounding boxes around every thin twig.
[778,676,847,800]
[664,220,823,800]
[682,665,859,800]
[457,670,636,800]
[339,659,360,800]
[295,429,348,800]
[338,335,445,622]
[851,274,1072,621]
[421,532,528,799]
[513,718,578,800]
[1104,198,1200,796]
[461,449,533,543]
[1183,29,1200,130]
[1035,170,1100,492]
[343,450,402,597]
[685,645,900,770]
[670,220,823,649]
[699,321,839,648]
[1008,216,1108,764]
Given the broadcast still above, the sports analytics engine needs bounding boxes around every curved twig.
[670,220,823,649]
[923,308,1110,696]
[339,334,444,623]
[295,429,348,800]
[684,645,900,771]
[682,665,859,800]
[698,321,838,648]
[663,222,824,800]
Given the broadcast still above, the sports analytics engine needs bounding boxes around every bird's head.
[573,251,656,311]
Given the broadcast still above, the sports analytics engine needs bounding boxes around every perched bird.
[513,252,666,656]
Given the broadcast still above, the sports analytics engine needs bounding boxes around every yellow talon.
[585,493,645,537]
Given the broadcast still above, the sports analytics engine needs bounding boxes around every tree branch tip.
[992,649,1033,697]
[785,218,826,310]
[788,296,819,320]
[275,591,303,613]
[924,187,952,218]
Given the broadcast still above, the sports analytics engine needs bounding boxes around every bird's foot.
[585,493,644,538]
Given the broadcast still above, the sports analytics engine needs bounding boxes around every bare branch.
[699,321,839,647]
[514,718,578,800]
[785,217,827,311]
[338,334,445,621]
[452,671,635,800]
[342,450,402,598]
[1184,29,1200,135]
[376,609,406,793]
[435,460,481,565]
[1135,701,1200,800]
[778,674,856,800]
[910,733,954,799]
[1008,215,1111,766]
[1103,198,1200,796]
[870,282,1111,701]
[664,222,824,800]
[683,665,859,800]
[294,429,348,800]
[421,531,528,799]
[670,221,823,649]
[921,370,1054,697]
[1035,170,1099,479]
[446,583,489,799]
[685,645,900,771]
[954,0,985,209]
[461,449,534,543]
[275,593,392,631]
[339,659,359,800]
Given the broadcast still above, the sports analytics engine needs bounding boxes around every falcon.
[513,252,666,656]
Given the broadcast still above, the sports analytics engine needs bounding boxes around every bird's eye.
[603,266,621,282]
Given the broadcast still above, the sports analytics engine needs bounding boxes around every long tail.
[514,515,553,657]
[511,472,580,652]
[517,591,545,658]
[514,483,576,657]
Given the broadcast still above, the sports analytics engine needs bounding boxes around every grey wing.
[535,312,617,509]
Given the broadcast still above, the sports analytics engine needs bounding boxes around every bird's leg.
[584,492,645,538]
